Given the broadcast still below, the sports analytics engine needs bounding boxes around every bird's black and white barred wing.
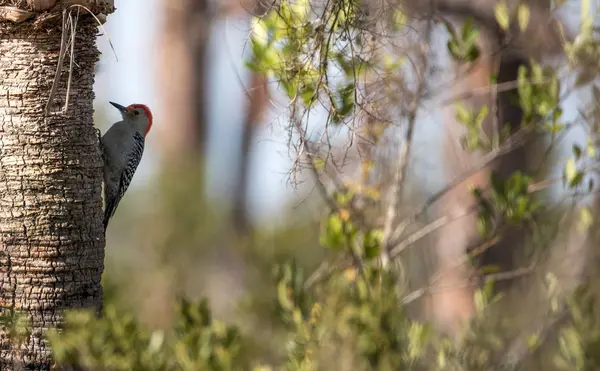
[103,132,145,230]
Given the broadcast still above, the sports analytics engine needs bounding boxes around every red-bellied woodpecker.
[101,101,153,231]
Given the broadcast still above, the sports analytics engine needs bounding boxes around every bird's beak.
[109,101,128,114]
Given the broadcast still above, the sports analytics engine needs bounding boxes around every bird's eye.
[134,110,140,115]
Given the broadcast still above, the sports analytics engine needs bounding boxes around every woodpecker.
[101,101,153,231]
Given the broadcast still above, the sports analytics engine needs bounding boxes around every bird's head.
[109,101,153,136]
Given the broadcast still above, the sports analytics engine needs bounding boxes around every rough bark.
[0,18,105,369]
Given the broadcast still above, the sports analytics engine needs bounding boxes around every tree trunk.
[0,15,106,369]
[423,0,567,335]
[431,40,529,333]
[231,70,268,236]
[156,0,210,160]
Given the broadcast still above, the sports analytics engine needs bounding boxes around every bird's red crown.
[127,103,153,136]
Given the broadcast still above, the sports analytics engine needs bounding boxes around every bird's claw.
[96,128,104,157]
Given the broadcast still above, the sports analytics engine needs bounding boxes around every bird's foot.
[95,128,103,154]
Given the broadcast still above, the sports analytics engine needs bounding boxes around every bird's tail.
[103,203,117,232]
[103,196,119,232]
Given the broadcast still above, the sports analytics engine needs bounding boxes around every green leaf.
[581,0,590,25]
[250,17,269,45]
[333,190,354,206]
[578,207,593,232]
[466,44,481,62]
[480,264,500,274]
[572,144,582,160]
[383,55,404,71]
[560,327,584,362]
[461,17,474,40]
[474,290,486,313]
[553,107,563,122]
[455,103,471,124]
[482,278,495,300]
[320,214,345,250]
[364,244,380,260]
[447,40,461,60]
[527,334,540,349]
[291,0,309,21]
[494,2,510,31]
[463,27,480,47]
[437,350,447,368]
[531,63,543,82]
[363,229,383,259]
[277,281,295,310]
[475,105,489,127]
[517,4,530,32]
[547,122,565,135]
[326,213,343,234]
[407,322,430,360]
[393,9,407,30]
[332,84,355,123]
[301,87,317,107]
[313,157,325,170]
[564,157,578,186]
[280,79,298,99]
[586,137,596,158]
[570,172,584,188]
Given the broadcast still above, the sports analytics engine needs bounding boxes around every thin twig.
[45,4,118,115]
[401,261,535,305]
[304,121,530,288]
[304,113,565,290]
[293,117,339,212]
[350,238,371,295]
[291,113,370,290]
[304,256,342,289]
[62,8,78,113]
[45,9,69,115]
[438,78,551,108]
[391,127,532,239]
[305,204,479,289]
[394,84,577,240]
[380,113,417,266]
[527,176,562,193]
[389,205,477,259]
[380,13,434,267]
[69,4,118,62]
